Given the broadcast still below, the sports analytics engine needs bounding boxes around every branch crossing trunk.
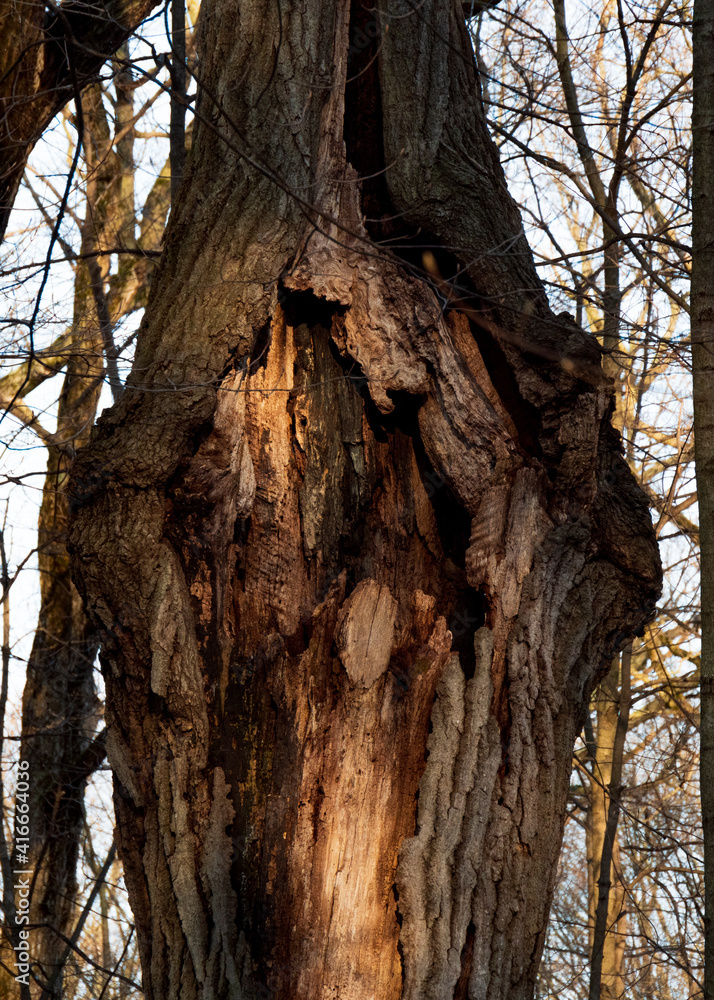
[67,0,662,996]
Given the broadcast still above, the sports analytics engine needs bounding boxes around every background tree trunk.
[20,86,118,997]
[587,649,631,1000]
[692,0,714,993]
[68,0,662,997]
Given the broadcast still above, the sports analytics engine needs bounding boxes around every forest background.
[0,0,701,996]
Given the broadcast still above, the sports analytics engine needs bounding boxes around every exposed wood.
[67,0,662,996]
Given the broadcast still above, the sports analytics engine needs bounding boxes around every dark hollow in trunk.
[68,0,662,996]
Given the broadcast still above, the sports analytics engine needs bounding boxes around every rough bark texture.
[68,0,661,997]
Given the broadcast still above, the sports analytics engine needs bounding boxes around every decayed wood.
[67,0,662,996]
[336,579,399,687]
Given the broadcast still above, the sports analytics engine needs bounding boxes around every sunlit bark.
[68,0,661,997]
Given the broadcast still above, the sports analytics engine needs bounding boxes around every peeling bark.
[68,0,661,997]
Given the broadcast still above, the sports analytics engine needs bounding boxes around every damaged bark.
[68,0,661,997]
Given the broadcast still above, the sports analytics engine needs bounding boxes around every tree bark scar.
[66,0,662,992]
[335,578,398,687]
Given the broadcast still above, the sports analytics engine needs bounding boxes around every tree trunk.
[19,86,119,997]
[21,324,102,1000]
[587,652,630,1000]
[692,0,714,993]
[68,0,662,997]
